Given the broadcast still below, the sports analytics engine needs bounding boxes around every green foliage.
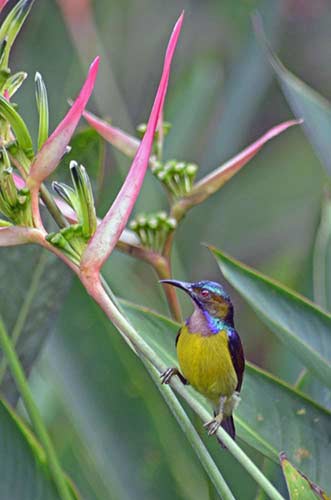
[280,453,329,500]
[0,399,60,500]
[0,247,71,404]
[265,44,331,176]
[212,248,331,390]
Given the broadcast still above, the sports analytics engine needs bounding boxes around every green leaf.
[211,247,331,389]
[260,35,331,176]
[0,398,60,500]
[120,300,331,493]
[0,95,34,159]
[0,247,71,405]
[313,190,331,312]
[35,72,49,151]
[3,71,27,98]
[296,371,331,412]
[0,0,35,70]
[280,453,330,500]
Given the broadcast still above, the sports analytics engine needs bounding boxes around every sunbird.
[160,279,245,444]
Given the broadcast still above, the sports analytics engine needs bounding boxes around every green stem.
[147,361,235,500]
[39,184,70,229]
[85,279,284,500]
[193,413,218,500]
[0,315,73,500]
[0,252,48,385]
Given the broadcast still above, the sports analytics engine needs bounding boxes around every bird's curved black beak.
[159,279,193,296]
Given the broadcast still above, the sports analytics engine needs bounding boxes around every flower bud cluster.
[47,161,97,264]
[136,121,171,140]
[151,159,198,198]
[137,121,171,159]
[0,149,33,226]
[46,224,88,266]
[129,211,177,252]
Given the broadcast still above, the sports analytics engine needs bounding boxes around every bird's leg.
[204,396,226,436]
[160,367,188,385]
[230,391,241,411]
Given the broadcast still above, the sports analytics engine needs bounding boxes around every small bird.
[160,279,245,444]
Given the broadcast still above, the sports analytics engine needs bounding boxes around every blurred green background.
[5,0,331,498]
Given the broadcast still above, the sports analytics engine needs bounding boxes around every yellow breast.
[176,325,237,403]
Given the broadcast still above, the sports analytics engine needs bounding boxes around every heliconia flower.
[28,56,99,187]
[80,13,184,275]
[84,106,302,220]
[13,172,139,246]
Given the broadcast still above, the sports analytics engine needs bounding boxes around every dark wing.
[175,327,181,347]
[227,328,245,392]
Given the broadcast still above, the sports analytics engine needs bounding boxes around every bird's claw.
[203,415,223,436]
[160,367,177,384]
[160,367,188,385]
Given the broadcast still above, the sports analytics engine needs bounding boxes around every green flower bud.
[166,217,177,229]
[52,161,97,240]
[186,163,198,177]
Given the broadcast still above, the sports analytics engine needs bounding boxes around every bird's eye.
[201,289,210,298]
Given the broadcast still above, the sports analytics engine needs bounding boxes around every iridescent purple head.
[160,279,234,324]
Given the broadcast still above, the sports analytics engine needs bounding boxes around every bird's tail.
[217,415,235,448]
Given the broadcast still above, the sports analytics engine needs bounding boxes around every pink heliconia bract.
[0,0,8,13]
[0,226,40,246]
[28,56,99,187]
[80,13,184,274]
[83,109,140,158]
[187,119,303,206]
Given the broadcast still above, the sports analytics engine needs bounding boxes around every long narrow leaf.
[0,0,35,69]
[256,21,331,176]
[0,95,34,158]
[81,13,184,272]
[35,72,49,150]
[0,399,62,499]
[313,191,331,311]
[211,247,331,389]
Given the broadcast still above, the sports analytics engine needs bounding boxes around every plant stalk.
[154,256,182,322]
[0,315,73,500]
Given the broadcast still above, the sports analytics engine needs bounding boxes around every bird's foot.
[160,367,188,385]
[203,413,223,436]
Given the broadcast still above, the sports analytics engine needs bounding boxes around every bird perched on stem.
[160,279,245,445]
